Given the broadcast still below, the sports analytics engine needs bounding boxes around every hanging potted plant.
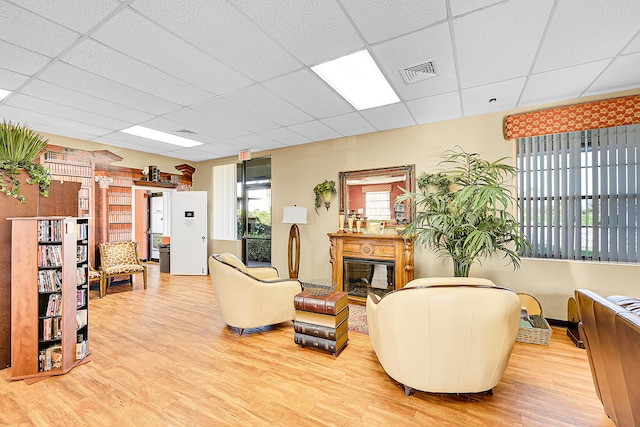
[313,180,336,214]
[0,120,52,203]
[397,147,531,277]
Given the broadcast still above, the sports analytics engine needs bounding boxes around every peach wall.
[194,88,640,320]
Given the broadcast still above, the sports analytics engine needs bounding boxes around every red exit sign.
[239,149,251,161]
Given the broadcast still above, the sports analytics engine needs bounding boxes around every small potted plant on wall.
[0,120,51,203]
[397,147,531,277]
[313,179,336,214]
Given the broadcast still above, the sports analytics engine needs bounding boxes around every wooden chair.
[88,264,104,297]
[98,241,147,297]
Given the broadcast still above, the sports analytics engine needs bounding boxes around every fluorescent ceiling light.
[312,49,400,111]
[122,125,204,148]
[0,88,11,100]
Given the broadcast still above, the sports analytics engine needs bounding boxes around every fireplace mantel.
[328,232,414,304]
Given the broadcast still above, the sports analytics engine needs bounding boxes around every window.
[518,124,639,262]
[366,191,391,220]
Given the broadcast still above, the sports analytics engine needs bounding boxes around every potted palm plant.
[397,147,531,277]
[0,120,51,203]
[313,179,336,214]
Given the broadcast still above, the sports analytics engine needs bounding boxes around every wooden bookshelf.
[8,217,89,381]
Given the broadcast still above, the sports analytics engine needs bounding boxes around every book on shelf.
[294,290,348,315]
[294,330,349,355]
[45,293,62,317]
[294,305,349,328]
[294,318,348,340]
[38,269,62,292]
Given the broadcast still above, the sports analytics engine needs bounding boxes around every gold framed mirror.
[339,164,415,225]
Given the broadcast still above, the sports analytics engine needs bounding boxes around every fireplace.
[328,232,414,304]
[344,258,395,299]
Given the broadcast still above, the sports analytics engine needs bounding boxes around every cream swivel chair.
[367,277,521,396]
[209,253,302,335]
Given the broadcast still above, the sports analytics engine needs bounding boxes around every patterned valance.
[504,94,640,140]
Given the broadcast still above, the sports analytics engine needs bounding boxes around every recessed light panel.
[312,50,400,111]
[0,88,11,100]
[122,125,204,148]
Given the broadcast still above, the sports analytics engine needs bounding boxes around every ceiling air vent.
[176,128,197,135]
[399,59,438,84]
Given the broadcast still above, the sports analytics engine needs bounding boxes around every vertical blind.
[212,163,237,240]
[518,124,639,262]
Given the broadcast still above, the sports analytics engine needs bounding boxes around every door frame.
[132,185,176,261]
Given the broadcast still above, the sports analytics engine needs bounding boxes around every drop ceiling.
[1,0,639,162]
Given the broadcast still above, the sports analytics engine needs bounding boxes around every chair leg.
[129,274,134,287]
[99,276,106,298]
[403,385,412,396]
[142,266,147,290]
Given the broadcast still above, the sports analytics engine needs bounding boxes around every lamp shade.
[282,206,308,224]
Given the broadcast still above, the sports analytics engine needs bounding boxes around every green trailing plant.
[397,147,532,277]
[0,121,52,203]
[313,180,336,214]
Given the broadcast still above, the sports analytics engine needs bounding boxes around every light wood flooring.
[0,263,613,426]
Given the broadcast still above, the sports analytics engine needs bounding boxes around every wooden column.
[94,173,112,246]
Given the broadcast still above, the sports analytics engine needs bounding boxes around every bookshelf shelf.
[8,217,90,381]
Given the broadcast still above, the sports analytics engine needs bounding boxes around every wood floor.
[0,263,613,426]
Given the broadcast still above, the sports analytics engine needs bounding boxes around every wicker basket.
[517,293,552,345]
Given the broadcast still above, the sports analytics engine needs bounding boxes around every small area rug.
[348,304,368,334]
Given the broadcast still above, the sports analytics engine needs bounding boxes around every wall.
[41,132,194,173]
[194,88,640,320]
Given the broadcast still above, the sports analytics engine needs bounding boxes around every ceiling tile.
[231,0,363,65]
[60,39,212,106]
[454,0,554,88]
[0,40,51,75]
[406,92,462,124]
[359,103,416,131]
[0,68,30,90]
[99,132,185,154]
[161,108,251,140]
[340,0,447,44]
[14,0,120,33]
[623,33,640,54]
[535,0,640,73]
[287,120,342,141]
[0,104,112,138]
[190,97,279,133]
[449,0,507,16]
[263,69,354,119]
[461,78,526,116]
[585,52,640,96]
[91,8,253,94]
[7,93,132,130]
[233,133,286,150]
[130,0,301,82]
[223,84,312,126]
[519,60,610,107]
[38,62,180,115]
[191,141,244,158]
[0,1,80,56]
[321,112,376,137]
[262,127,310,146]
[22,79,154,123]
[373,23,458,101]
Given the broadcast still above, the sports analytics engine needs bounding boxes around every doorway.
[148,192,164,261]
[238,157,271,267]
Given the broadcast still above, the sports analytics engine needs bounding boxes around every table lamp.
[282,205,308,279]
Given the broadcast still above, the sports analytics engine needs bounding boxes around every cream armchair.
[367,277,520,396]
[209,253,302,335]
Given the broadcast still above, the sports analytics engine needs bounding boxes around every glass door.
[237,157,271,267]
